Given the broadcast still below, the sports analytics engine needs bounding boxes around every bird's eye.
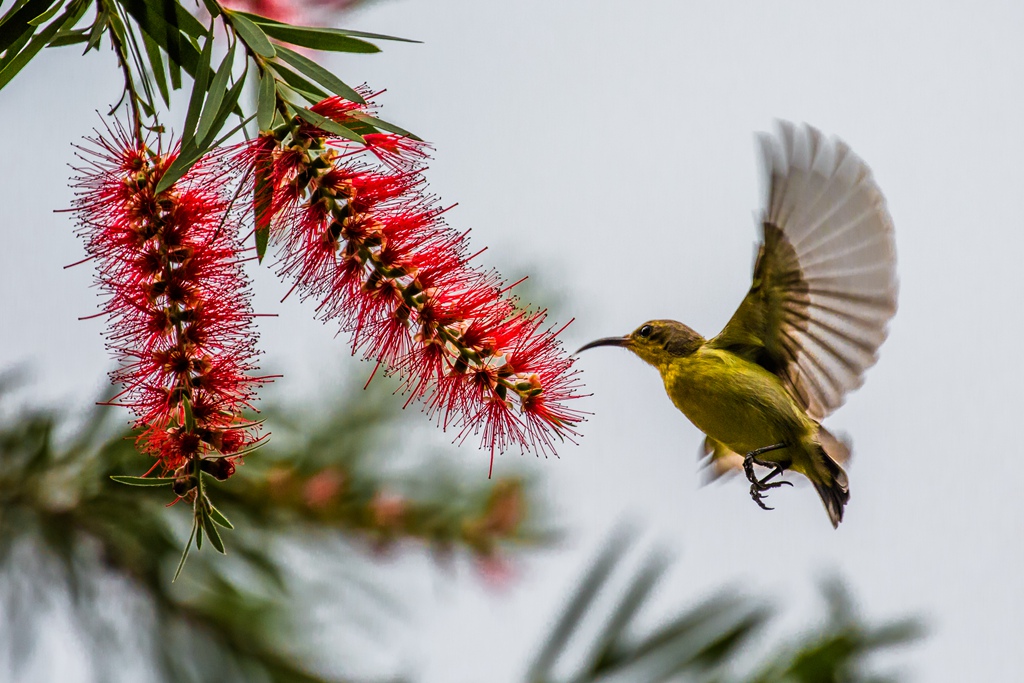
[638,324,653,338]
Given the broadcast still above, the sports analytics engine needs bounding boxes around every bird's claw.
[743,444,791,511]
[750,485,774,510]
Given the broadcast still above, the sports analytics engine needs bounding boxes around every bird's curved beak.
[576,336,631,354]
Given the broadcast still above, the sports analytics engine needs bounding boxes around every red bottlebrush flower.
[232,91,586,470]
[362,133,431,170]
[72,124,268,477]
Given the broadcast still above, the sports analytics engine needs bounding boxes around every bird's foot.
[743,443,790,511]
[748,478,793,510]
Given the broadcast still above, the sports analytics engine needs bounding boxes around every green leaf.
[295,106,364,144]
[208,110,256,149]
[198,70,246,147]
[141,30,169,106]
[195,41,235,144]
[27,0,62,26]
[200,508,226,553]
[132,0,206,40]
[47,27,87,46]
[208,504,234,530]
[351,112,422,141]
[122,0,205,80]
[154,141,199,194]
[0,0,34,30]
[200,0,220,19]
[269,61,327,102]
[0,0,53,53]
[172,519,197,582]
[239,11,420,43]
[0,22,34,60]
[182,394,196,431]
[253,145,273,263]
[273,44,363,103]
[0,0,86,91]
[110,475,177,487]
[255,223,270,264]
[256,23,379,54]
[181,28,213,147]
[157,105,252,195]
[105,6,156,111]
[83,5,106,53]
[256,68,275,131]
[227,10,274,58]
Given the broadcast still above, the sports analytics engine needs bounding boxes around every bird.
[578,122,898,527]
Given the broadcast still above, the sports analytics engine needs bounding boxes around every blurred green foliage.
[0,370,540,682]
[528,530,922,683]
[0,370,921,682]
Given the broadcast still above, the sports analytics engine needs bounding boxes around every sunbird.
[580,122,898,527]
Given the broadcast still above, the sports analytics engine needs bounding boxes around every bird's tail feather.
[812,432,850,528]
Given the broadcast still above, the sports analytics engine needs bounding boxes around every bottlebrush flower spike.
[239,91,586,472]
[71,124,269,491]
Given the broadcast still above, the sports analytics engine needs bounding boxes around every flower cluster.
[72,126,267,487]
[239,91,585,472]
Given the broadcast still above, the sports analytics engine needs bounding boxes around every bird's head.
[577,320,704,370]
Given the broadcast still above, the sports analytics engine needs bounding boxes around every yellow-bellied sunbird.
[580,122,898,527]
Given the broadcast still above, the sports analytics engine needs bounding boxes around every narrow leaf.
[0,0,35,30]
[239,11,420,43]
[110,475,176,487]
[351,112,422,141]
[195,41,235,144]
[156,105,252,196]
[227,10,274,58]
[181,29,214,146]
[255,223,270,263]
[27,0,62,26]
[171,519,197,582]
[122,0,204,80]
[83,6,106,53]
[48,27,87,46]
[132,0,206,40]
[295,106,364,143]
[257,23,379,53]
[208,504,234,530]
[141,30,169,105]
[200,509,226,553]
[253,144,273,262]
[256,68,275,131]
[0,24,34,64]
[209,111,255,149]
[0,0,53,53]
[198,70,246,147]
[154,142,201,194]
[273,44,363,103]
[182,394,196,431]
[270,61,327,102]
[200,0,220,18]
[0,0,85,91]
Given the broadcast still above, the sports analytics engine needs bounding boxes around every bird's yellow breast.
[658,346,814,456]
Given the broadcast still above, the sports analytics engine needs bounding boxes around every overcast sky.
[1,1,1022,681]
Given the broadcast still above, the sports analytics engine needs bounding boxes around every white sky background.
[1,0,1022,681]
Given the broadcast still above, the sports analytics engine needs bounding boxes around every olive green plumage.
[580,122,898,527]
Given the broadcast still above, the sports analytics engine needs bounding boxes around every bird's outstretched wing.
[710,122,898,421]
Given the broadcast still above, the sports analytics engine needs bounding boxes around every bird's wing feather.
[710,122,897,420]
[698,436,745,481]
